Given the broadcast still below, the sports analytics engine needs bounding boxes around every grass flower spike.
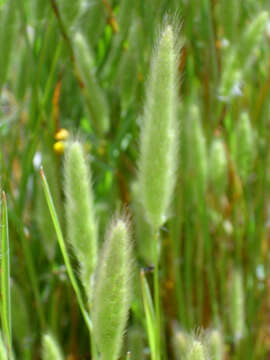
[187,339,206,360]
[92,216,132,360]
[207,329,224,360]
[138,23,180,229]
[64,140,97,298]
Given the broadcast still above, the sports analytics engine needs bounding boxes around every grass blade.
[39,167,92,332]
[140,269,156,360]
[1,191,12,357]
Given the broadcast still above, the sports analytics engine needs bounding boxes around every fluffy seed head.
[187,339,206,360]
[92,216,132,360]
[64,140,97,299]
[207,329,224,360]
[239,11,268,62]
[172,326,189,360]
[138,23,181,229]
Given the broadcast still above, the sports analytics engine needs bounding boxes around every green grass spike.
[92,216,132,360]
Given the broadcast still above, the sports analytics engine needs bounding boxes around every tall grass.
[0,0,270,359]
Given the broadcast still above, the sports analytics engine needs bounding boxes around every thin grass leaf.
[39,167,92,332]
[1,191,12,358]
[140,269,156,360]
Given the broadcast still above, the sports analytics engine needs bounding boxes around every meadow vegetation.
[0,0,270,359]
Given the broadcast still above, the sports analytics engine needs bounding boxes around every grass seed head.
[138,23,181,229]
[186,339,206,360]
[92,215,133,360]
[64,139,97,299]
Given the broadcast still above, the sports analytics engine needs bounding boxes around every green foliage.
[1,0,270,359]
[0,332,8,360]
[232,112,255,182]
[209,138,228,195]
[73,32,110,135]
[230,269,245,343]
[42,333,63,360]
[0,0,17,93]
[219,11,268,101]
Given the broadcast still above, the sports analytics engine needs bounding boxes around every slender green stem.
[170,197,187,327]
[40,167,98,359]
[140,269,156,360]
[1,192,12,359]
[41,167,99,359]
[153,229,161,360]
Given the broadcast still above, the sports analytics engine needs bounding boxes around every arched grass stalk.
[138,22,181,359]
[92,216,132,360]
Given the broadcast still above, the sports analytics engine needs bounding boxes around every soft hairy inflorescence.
[64,140,97,299]
[92,216,132,360]
[186,339,206,360]
[219,11,268,101]
[172,325,189,360]
[42,333,63,360]
[138,23,180,229]
[207,329,224,360]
